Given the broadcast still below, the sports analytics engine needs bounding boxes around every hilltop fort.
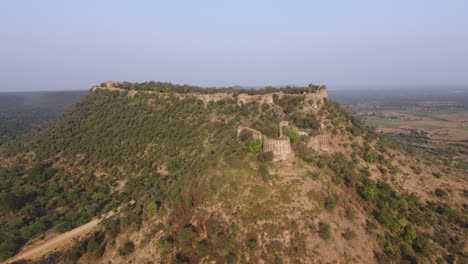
[92,81,328,107]
[93,81,329,161]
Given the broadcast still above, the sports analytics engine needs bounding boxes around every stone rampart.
[263,136,293,161]
[304,85,328,107]
[307,135,330,151]
[237,127,263,141]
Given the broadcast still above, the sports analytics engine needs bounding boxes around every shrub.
[0,192,23,213]
[413,236,434,257]
[118,240,135,256]
[239,129,252,142]
[0,238,23,261]
[290,112,320,130]
[400,242,418,263]
[247,239,257,250]
[226,252,236,264]
[104,218,120,239]
[432,172,443,178]
[167,159,181,172]
[121,213,141,230]
[318,222,331,239]
[324,196,337,211]
[248,139,262,154]
[343,228,357,241]
[257,151,274,162]
[403,225,417,245]
[345,208,357,221]
[155,238,173,252]
[178,227,195,243]
[258,163,272,182]
[410,166,422,175]
[54,221,73,233]
[434,188,448,198]
[293,142,314,162]
[283,129,299,143]
[364,152,377,163]
[361,186,378,201]
[146,201,158,217]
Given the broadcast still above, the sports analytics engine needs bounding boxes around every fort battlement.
[304,85,327,108]
[92,82,327,107]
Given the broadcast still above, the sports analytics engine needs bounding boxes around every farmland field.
[330,87,468,163]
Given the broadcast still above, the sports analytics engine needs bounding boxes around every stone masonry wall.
[262,136,292,161]
[237,126,263,141]
[304,85,327,107]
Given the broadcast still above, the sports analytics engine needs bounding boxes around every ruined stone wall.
[237,93,284,105]
[307,135,330,151]
[237,127,263,141]
[94,83,327,108]
[304,85,328,107]
[263,136,292,161]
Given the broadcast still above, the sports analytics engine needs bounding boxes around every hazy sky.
[1,1,467,91]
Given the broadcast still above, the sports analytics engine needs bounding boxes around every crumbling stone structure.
[237,121,294,161]
[93,82,328,108]
[307,135,330,152]
[262,136,292,161]
[304,85,327,108]
[236,126,263,141]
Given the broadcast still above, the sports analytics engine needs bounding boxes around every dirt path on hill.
[3,201,133,264]
[2,218,100,264]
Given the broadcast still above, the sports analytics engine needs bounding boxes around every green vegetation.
[0,164,115,261]
[146,201,159,217]
[0,87,267,261]
[257,151,274,162]
[0,84,465,263]
[248,139,262,154]
[318,222,331,239]
[322,152,467,263]
[343,228,356,241]
[108,81,323,95]
[283,129,299,143]
[324,196,337,211]
[118,240,135,256]
[0,91,86,145]
[178,227,195,243]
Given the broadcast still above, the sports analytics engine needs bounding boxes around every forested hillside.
[0,83,466,263]
[0,91,87,145]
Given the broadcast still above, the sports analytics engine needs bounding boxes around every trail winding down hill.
[3,218,100,264]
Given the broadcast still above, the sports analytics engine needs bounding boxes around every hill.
[0,91,87,145]
[0,82,466,263]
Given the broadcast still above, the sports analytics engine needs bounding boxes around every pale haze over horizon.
[1,1,467,92]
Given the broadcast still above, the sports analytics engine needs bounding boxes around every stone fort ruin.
[238,121,294,161]
[236,87,328,161]
[93,82,327,108]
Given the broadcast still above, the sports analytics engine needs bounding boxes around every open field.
[330,87,468,163]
